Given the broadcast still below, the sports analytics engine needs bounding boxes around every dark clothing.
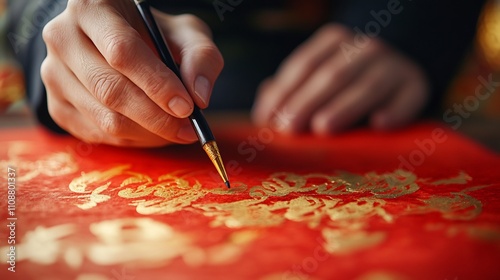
[6,0,487,132]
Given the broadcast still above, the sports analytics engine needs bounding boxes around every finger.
[156,13,224,108]
[47,93,170,147]
[67,1,194,118]
[42,55,171,146]
[370,66,429,130]
[41,55,195,146]
[311,56,400,135]
[43,21,197,144]
[268,40,387,133]
[252,24,352,126]
[43,67,136,147]
[46,92,129,146]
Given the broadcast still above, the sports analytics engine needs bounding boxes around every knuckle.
[185,44,224,73]
[88,70,126,109]
[197,45,224,72]
[104,32,139,70]
[148,114,179,139]
[96,109,125,137]
[67,0,94,14]
[146,83,167,100]
[141,68,173,99]
[148,115,174,136]
[141,68,186,103]
[42,18,64,48]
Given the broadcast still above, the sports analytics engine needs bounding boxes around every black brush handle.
[135,0,215,146]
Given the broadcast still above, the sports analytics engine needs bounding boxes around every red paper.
[0,120,499,280]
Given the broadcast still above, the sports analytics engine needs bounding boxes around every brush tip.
[225,181,231,188]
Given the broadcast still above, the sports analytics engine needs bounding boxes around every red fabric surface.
[0,120,499,280]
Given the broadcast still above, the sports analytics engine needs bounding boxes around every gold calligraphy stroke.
[412,185,489,221]
[1,218,261,269]
[248,170,419,199]
[65,167,494,257]
[67,166,207,214]
[0,141,78,182]
[67,168,487,224]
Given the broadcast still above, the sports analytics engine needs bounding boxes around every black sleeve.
[333,0,486,114]
[7,0,67,133]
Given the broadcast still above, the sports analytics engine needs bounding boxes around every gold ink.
[193,197,285,228]
[417,192,482,221]
[122,175,207,215]
[210,183,248,195]
[88,218,193,266]
[249,172,317,198]
[260,273,321,280]
[283,196,330,228]
[120,171,153,188]
[62,167,491,260]
[67,168,486,230]
[229,229,260,245]
[4,165,495,270]
[203,230,259,266]
[5,219,215,269]
[68,165,130,209]
[322,228,386,255]
[75,182,112,210]
[431,171,472,185]
[69,165,129,193]
[0,224,76,264]
[0,142,78,182]
[64,246,84,269]
[205,243,243,265]
[335,170,419,199]
[355,271,409,280]
[324,198,393,228]
[75,274,110,280]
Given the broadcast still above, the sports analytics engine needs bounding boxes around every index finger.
[70,0,194,118]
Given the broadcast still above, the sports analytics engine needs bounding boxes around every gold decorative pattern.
[64,166,491,226]
[322,229,386,255]
[56,165,495,264]
[431,171,472,185]
[0,142,78,182]
[1,142,497,274]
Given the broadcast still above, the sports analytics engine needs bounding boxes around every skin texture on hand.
[252,24,430,135]
[41,0,223,147]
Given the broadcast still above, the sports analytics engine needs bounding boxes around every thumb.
[155,12,224,108]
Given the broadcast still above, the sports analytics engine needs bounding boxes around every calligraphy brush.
[133,0,230,188]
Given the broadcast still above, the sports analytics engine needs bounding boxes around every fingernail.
[177,122,197,142]
[194,76,211,106]
[168,97,192,118]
